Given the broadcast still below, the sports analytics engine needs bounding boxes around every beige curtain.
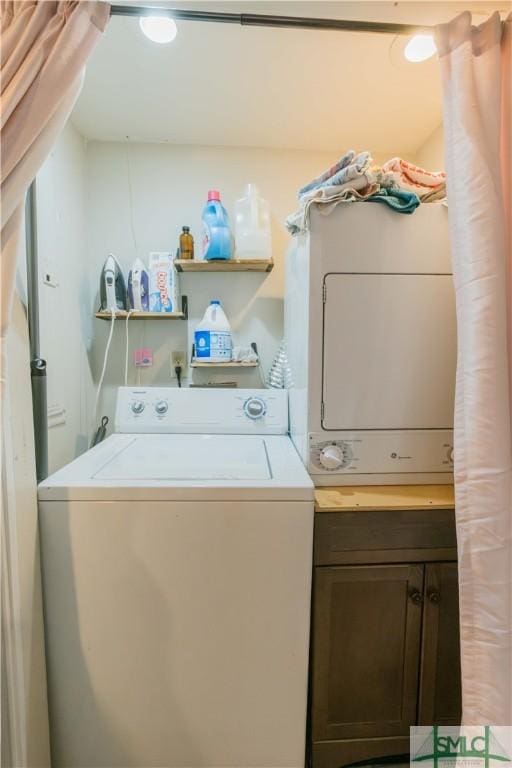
[435,12,512,724]
[1,2,110,762]
[1,0,110,378]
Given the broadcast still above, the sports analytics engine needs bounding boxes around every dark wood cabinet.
[419,563,462,726]
[313,564,423,741]
[311,506,461,768]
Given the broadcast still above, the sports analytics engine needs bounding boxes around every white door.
[322,273,456,430]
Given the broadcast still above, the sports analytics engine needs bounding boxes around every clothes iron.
[100,254,127,311]
[127,258,149,312]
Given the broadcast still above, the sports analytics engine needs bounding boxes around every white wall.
[36,122,94,474]
[86,140,338,426]
[415,123,445,171]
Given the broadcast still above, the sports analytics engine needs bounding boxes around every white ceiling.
[72,1,510,155]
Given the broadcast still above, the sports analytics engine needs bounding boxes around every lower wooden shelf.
[190,360,259,368]
[190,341,259,369]
[95,311,185,320]
[95,295,188,320]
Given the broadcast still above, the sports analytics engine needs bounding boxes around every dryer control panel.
[309,430,454,476]
[115,387,288,434]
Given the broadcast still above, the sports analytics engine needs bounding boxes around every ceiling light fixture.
[139,15,177,44]
[404,34,437,62]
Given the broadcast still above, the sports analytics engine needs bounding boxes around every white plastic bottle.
[194,300,233,362]
[234,184,272,260]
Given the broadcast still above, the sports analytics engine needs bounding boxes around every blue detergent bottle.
[202,190,233,260]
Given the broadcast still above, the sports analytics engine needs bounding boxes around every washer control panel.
[309,431,454,475]
[116,387,288,434]
[243,396,267,420]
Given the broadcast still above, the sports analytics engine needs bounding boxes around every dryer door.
[322,273,456,430]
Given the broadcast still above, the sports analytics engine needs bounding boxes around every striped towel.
[306,151,372,194]
[298,149,356,197]
[382,157,446,201]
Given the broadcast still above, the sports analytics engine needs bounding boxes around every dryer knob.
[131,401,145,415]
[319,444,344,471]
[155,400,168,415]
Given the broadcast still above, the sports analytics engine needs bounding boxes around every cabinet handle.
[428,589,441,604]
[409,589,423,605]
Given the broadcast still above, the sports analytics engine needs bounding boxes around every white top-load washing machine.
[285,202,457,486]
[38,387,314,768]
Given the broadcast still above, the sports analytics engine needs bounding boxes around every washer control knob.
[319,444,345,471]
[244,397,266,420]
[155,400,168,415]
[131,401,145,415]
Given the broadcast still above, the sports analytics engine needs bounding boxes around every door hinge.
[322,283,327,303]
[321,401,325,421]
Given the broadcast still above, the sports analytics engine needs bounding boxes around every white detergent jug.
[194,300,233,362]
[234,184,272,260]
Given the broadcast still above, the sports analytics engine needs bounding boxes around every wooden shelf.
[95,311,185,321]
[95,295,188,321]
[190,360,259,368]
[190,341,259,369]
[175,258,273,273]
[315,485,455,513]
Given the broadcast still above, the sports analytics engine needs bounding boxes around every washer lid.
[94,435,270,481]
[38,433,314,501]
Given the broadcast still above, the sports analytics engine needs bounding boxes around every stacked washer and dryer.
[285,202,457,486]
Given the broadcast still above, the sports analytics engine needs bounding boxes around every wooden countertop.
[315,485,455,512]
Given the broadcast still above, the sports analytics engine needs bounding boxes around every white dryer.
[285,202,457,486]
[38,387,314,768]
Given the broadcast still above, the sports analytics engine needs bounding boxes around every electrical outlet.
[171,350,187,378]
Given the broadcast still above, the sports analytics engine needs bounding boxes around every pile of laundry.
[286,150,446,234]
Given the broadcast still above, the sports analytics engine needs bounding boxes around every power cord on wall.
[93,309,116,422]
[124,309,134,386]
[91,309,116,446]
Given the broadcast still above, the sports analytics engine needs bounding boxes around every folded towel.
[419,186,447,203]
[299,151,373,200]
[286,173,378,234]
[307,151,373,194]
[298,149,356,197]
[381,157,446,200]
[286,151,428,234]
[366,187,421,214]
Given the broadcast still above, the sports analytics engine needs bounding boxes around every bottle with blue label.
[194,300,233,362]
[202,190,233,261]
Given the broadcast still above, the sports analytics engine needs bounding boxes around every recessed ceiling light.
[139,15,177,44]
[404,34,437,62]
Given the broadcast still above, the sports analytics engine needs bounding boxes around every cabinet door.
[312,564,424,741]
[419,562,462,725]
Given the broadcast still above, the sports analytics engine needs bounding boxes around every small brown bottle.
[179,226,194,260]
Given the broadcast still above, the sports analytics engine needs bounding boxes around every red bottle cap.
[207,190,221,202]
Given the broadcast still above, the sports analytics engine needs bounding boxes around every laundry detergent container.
[202,190,232,260]
[235,183,272,260]
[194,300,233,362]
